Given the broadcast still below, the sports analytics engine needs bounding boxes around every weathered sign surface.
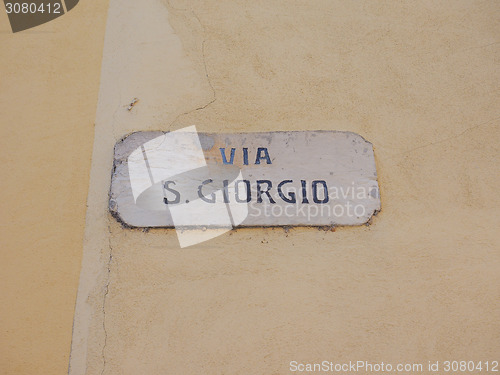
[109,128,380,228]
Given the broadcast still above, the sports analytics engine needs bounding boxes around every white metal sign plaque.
[110,128,380,230]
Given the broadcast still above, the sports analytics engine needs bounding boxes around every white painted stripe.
[68,0,208,373]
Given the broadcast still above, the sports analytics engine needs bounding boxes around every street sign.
[110,129,380,228]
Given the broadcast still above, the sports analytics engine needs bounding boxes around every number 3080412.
[5,2,62,14]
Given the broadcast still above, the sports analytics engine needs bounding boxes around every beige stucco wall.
[0,2,109,374]
[2,1,499,374]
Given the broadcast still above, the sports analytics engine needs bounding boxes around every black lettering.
[163,181,181,204]
[235,180,251,203]
[220,148,235,164]
[277,180,296,203]
[198,179,216,203]
[256,180,276,203]
[255,147,272,164]
[312,180,329,203]
[243,148,249,165]
[301,180,309,204]
[222,179,230,203]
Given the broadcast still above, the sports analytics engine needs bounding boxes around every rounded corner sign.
[109,128,381,245]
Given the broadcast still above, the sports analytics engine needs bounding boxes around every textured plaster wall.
[0,1,110,375]
[2,0,499,374]
[71,1,499,374]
